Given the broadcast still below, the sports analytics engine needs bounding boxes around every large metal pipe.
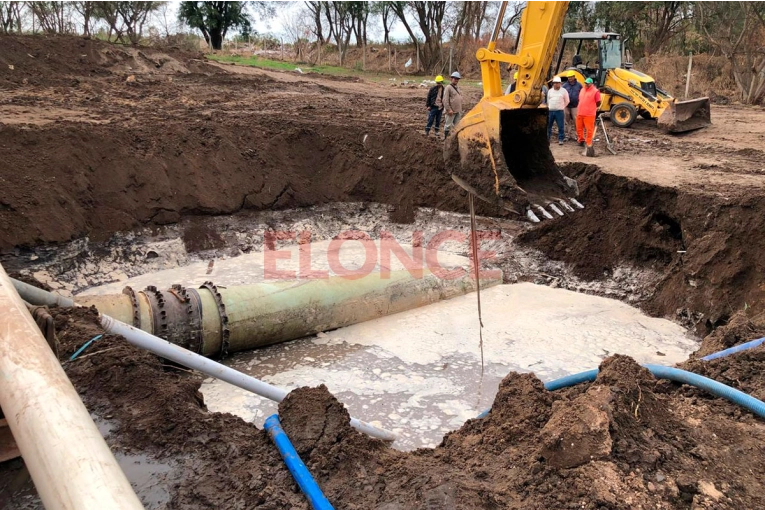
[0,265,143,510]
[75,270,502,358]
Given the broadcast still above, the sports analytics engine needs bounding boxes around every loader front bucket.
[657,96,711,133]
[445,98,578,217]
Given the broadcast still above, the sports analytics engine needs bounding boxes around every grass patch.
[208,54,357,77]
[206,53,485,88]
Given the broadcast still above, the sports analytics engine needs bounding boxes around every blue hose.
[478,365,765,420]
[644,364,765,418]
[701,336,765,361]
[263,415,335,510]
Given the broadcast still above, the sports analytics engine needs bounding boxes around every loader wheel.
[610,103,637,128]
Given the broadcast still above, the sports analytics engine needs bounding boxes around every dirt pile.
[0,35,213,88]
[280,355,765,509]
[4,302,765,509]
[0,35,492,252]
[520,163,765,338]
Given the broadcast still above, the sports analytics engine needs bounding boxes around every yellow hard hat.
[435,75,444,83]
[513,71,518,79]
[564,70,576,77]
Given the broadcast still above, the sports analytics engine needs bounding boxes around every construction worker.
[506,71,519,94]
[562,71,582,141]
[546,76,569,145]
[576,77,601,157]
[424,75,444,137]
[443,71,463,139]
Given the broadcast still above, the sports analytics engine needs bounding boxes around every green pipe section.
[77,270,501,358]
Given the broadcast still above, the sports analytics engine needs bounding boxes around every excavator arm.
[446,1,581,220]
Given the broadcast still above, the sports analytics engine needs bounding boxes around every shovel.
[599,116,617,155]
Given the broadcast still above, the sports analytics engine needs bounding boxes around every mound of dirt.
[0,35,214,88]
[5,302,765,509]
[519,163,684,280]
[520,163,765,338]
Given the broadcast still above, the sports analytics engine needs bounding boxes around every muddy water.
[0,416,179,510]
[202,283,698,450]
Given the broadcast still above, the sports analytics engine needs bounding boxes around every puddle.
[0,417,178,509]
[202,282,698,450]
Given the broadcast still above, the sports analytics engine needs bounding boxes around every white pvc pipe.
[0,267,143,510]
[101,314,398,442]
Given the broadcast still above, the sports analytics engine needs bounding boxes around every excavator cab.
[446,1,580,221]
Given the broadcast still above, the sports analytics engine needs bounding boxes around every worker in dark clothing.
[562,71,583,141]
[424,75,445,137]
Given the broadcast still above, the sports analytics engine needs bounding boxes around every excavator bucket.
[445,98,581,221]
[657,96,711,133]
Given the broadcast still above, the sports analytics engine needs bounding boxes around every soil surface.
[2,35,765,509]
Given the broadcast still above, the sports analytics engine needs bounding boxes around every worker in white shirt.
[546,76,570,145]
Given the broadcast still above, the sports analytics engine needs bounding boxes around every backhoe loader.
[554,32,711,132]
[446,1,710,221]
[445,1,577,221]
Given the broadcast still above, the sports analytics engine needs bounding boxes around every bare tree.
[72,1,96,36]
[282,8,311,61]
[28,1,75,34]
[304,1,325,43]
[498,1,523,40]
[698,2,765,104]
[370,1,395,44]
[391,1,447,72]
[0,1,23,33]
[93,1,162,44]
[451,1,488,42]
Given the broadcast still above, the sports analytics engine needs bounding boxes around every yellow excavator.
[446,1,710,221]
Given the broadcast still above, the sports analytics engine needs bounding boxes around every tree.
[370,1,395,45]
[594,2,691,57]
[93,2,162,44]
[304,1,324,43]
[73,2,96,37]
[179,1,255,50]
[563,2,596,33]
[282,8,311,61]
[698,2,765,104]
[391,1,447,72]
[28,1,75,34]
[0,1,23,34]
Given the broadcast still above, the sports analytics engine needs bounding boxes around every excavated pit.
[3,34,765,509]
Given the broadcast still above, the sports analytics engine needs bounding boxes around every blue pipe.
[478,365,765,420]
[701,336,765,361]
[644,364,765,418]
[263,415,335,510]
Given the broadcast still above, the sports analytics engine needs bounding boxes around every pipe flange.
[199,281,230,359]
[185,288,204,354]
[168,284,203,354]
[122,286,141,328]
[142,285,169,341]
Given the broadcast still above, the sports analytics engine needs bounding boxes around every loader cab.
[554,32,622,87]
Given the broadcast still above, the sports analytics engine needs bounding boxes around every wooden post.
[281,37,284,60]
[449,47,453,74]
[415,40,420,72]
[388,43,392,71]
[685,52,693,99]
[318,41,322,66]
[362,42,366,71]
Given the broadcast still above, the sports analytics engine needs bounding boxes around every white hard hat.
[450,72,462,79]
[552,76,562,83]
